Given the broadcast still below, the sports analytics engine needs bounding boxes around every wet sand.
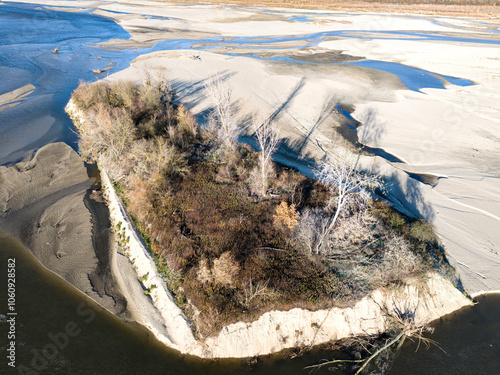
[91,2,499,295]
[0,143,130,318]
[2,0,499,320]
[0,1,132,165]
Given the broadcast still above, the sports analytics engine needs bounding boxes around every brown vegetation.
[71,77,452,338]
[158,0,500,18]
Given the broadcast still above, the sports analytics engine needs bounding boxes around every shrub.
[72,80,109,109]
[389,212,405,231]
[197,258,212,284]
[328,211,377,251]
[131,137,188,180]
[409,220,436,244]
[212,252,240,286]
[378,235,419,284]
[273,201,299,230]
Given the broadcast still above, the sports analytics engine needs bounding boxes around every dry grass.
[71,78,451,339]
[158,0,500,18]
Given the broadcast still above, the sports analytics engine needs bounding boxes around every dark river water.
[0,3,499,375]
[1,231,499,375]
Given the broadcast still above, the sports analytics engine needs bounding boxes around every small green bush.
[410,220,436,243]
[389,212,405,230]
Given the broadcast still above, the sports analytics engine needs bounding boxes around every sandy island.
[75,0,500,294]
[1,0,499,357]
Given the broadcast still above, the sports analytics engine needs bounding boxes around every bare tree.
[313,147,378,254]
[237,279,274,307]
[254,120,281,196]
[79,104,136,181]
[204,74,239,149]
[305,303,438,374]
[294,207,324,254]
[131,136,188,180]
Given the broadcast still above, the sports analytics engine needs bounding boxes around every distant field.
[161,0,500,17]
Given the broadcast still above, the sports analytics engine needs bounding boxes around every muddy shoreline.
[0,143,131,318]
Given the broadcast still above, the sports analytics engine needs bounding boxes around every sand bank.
[2,0,497,358]
[66,78,471,358]
[81,2,499,295]
[0,84,35,112]
[0,143,133,319]
[94,139,472,358]
[0,140,186,353]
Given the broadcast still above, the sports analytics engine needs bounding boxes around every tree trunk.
[313,194,344,253]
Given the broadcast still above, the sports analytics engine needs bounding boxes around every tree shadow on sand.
[169,70,237,116]
[294,94,338,156]
[265,77,305,124]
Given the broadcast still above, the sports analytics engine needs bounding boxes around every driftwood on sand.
[92,66,115,75]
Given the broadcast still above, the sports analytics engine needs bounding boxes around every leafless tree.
[294,207,325,254]
[254,120,281,196]
[131,136,188,181]
[305,302,439,374]
[237,279,274,307]
[205,74,239,149]
[313,147,378,254]
[78,104,136,181]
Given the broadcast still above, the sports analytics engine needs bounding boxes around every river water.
[1,230,499,374]
[0,3,499,374]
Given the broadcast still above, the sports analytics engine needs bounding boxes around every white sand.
[0,84,35,112]
[29,0,496,293]
[5,0,497,355]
